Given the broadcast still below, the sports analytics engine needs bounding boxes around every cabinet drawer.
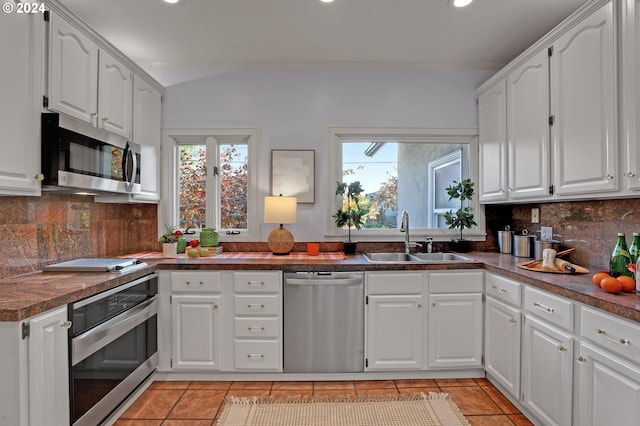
[234,295,281,316]
[234,341,281,370]
[235,318,280,338]
[234,272,280,293]
[581,307,640,363]
[171,272,221,293]
[429,270,483,293]
[366,272,424,294]
[524,286,574,331]
[485,273,522,308]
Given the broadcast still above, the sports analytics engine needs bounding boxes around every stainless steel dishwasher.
[283,271,364,373]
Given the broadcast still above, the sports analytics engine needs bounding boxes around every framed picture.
[271,149,315,203]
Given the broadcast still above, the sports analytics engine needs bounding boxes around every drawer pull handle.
[248,353,264,359]
[533,302,554,313]
[248,304,265,309]
[248,281,265,286]
[596,329,630,345]
[577,356,587,364]
[492,285,507,293]
[248,327,265,332]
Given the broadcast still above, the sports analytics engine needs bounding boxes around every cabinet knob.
[604,174,614,180]
[509,319,517,324]
[558,345,567,352]
[34,173,44,181]
[102,117,109,122]
[576,356,587,364]
[625,172,636,178]
[60,320,72,329]
[90,112,97,117]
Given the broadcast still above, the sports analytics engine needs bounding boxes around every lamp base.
[268,226,294,255]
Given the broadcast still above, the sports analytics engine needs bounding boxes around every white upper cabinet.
[478,79,508,203]
[621,0,640,190]
[98,50,132,139]
[507,48,551,200]
[551,0,616,196]
[49,12,133,140]
[133,76,162,199]
[48,13,99,125]
[0,7,44,196]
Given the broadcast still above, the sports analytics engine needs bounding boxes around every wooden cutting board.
[517,248,589,274]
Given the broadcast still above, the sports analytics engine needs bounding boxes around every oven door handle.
[71,297,157,366]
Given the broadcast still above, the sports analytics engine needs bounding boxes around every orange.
[600,276,623,294]
[617,276,636,293]
[592,272,610,287]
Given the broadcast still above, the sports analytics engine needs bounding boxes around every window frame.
[160,127,261,242]
[327,127,485,241]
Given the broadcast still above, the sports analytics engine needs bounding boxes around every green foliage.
[333,181,369,242]
[158,225,179,243]
[444,178,477,240]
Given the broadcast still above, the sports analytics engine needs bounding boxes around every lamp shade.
[264,195,297,224]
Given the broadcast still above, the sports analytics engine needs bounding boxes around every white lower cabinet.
[0,306,70,426]
[365,272,425,371]
[484,296,521,398]
[170,272,222,370]
[428,270,484,368]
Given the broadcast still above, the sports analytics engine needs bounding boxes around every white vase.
[162,242,178,258]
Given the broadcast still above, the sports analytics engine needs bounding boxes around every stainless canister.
[513,230,534,257]
[498,228,513,254]
[533,239,561,259]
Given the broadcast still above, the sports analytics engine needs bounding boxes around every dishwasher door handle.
[286,278,363,286]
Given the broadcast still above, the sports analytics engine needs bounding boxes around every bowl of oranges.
[592,271,636,294]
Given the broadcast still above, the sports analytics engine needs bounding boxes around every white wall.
[162,66,495,242]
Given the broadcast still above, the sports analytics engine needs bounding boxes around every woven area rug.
[217,392,470,426]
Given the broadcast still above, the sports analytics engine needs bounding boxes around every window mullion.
[206,136,218,230]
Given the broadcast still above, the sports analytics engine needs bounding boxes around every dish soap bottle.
[611,232,633,277]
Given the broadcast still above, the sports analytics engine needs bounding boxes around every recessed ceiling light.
[320,0,335,3]
[450,0,473,7]
[164,0,180,4]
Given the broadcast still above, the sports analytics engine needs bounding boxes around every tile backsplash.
[0,193,157,278]
[486,198,640,272]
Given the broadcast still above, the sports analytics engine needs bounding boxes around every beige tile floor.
[114,378,534,425]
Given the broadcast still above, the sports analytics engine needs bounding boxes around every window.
[161,128,260,241]
[328,127,484,241]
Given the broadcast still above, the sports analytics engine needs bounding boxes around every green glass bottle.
[629,232,640,264]
[610,232,633,277]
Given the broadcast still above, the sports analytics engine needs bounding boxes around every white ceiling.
[57,0,591,87]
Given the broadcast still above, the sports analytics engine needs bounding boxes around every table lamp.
[264,194,297,255]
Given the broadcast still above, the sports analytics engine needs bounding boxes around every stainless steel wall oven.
[68,272,158,426]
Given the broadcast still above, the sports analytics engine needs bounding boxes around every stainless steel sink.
[363,252,416,262]
[409,252,472,262]
[363,252,472,263]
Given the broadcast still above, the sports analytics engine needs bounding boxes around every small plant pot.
[450,239,471,253]
[162,242,178,258]
[343,241,358,255]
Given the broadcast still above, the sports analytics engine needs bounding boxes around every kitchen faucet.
[400,210,421,254]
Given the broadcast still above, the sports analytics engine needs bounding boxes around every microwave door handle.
[123,144,135,191]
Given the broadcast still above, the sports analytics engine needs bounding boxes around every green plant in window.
[158,225,182,243]
[333,181,368,242]
[443,178,477,240]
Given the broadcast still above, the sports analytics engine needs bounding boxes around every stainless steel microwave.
[41,113,141,195]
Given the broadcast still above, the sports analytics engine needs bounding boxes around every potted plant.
[333,181,368,255]
[158,225,182,258]
[443,178,477,253]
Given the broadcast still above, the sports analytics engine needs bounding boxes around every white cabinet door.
[522,315,573,426]
[171,295,221,370]
[507,48,551,200]
[132,76,162,199]
[551,0,617,196]
[366,294,424,370]
[28,306,70,426]
[0,7,43,196]
[621,0,640,190]
[49,13,98,125]
[478,79,508,203]
[428,293,483,368]
[98,50,132,139]
[485,296,521,398]
[576,342,640,426]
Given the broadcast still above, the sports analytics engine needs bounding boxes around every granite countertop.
[1,251,639,324]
